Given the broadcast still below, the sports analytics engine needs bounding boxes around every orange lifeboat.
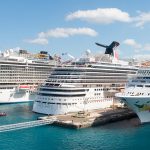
[19,85,30,89]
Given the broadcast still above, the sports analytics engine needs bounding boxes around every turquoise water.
[0,103,149,150]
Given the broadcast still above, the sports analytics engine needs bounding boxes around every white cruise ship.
[0,49,58,103]
[33,41,138,115]
[116,67,150,123]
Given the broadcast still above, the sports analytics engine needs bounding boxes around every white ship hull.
[33,96,113,115]
[0,88,36,104]
[116,93,150,123]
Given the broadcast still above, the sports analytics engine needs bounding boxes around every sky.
[0,0,150,59]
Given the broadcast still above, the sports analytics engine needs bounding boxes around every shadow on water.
[98,118,141,130]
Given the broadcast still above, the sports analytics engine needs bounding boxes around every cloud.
[134,11,150,27]
[26,38,48,45]
[123,39,142,49]
[123,39,150,54]
[66,8,150,28]
[143,44,150,51]
[26,27,98,45]
[66,8,132,24]
[38,27,98,38]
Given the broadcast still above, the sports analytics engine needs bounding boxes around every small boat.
[19,85,30,90]
[0,112,7,116]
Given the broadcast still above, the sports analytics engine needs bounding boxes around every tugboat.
[0,112,7,116]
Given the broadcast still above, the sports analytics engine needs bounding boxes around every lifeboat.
[19,85,30,90]
[19,85,37,91]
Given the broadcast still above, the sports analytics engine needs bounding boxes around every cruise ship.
[33,41,138,115]
[116,66,150,123]
[0,49,58,103]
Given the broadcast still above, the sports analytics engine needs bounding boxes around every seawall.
[39,108,139,129]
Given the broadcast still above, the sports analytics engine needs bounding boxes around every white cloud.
[26,38,48,45]
[134,12,150,27]
[66,8,132,24]
[66,8,150,28]
[123,39,150,54]
[143,44,150,51]
[38,27,98,38]
[66,8,150,27]
[123,39,142,49]
[26,27,98,45]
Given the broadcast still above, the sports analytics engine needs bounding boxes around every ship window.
[145,85,150,87]
[83,85,87,87]
[62,103,67,105]
[132,80,138,82]
[137,85,143,87]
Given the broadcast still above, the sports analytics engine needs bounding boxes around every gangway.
[0,118,56,133]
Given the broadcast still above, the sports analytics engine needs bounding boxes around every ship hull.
[33,97,113,115]
[0,88,36,104]
[116,93,150,123]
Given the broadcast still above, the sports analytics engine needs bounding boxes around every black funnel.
[95,41,119,56]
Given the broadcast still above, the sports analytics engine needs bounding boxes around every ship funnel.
[95,41,120,56]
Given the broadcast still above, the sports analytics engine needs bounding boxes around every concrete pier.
[38,108,138,129]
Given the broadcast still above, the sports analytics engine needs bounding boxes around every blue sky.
[0,0,150,59]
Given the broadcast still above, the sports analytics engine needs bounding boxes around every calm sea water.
[0,103,149,150]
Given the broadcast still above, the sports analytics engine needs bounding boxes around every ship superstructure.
[0,49,58,103]
[33,41,138,115]
[116,67,150,123]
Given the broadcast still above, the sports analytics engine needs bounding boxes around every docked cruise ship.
[116,67,150,123]
[33,41,138,115]
[0,49,58,103]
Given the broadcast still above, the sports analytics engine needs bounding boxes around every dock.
[0,119,56,133]
[38,107,138,129]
